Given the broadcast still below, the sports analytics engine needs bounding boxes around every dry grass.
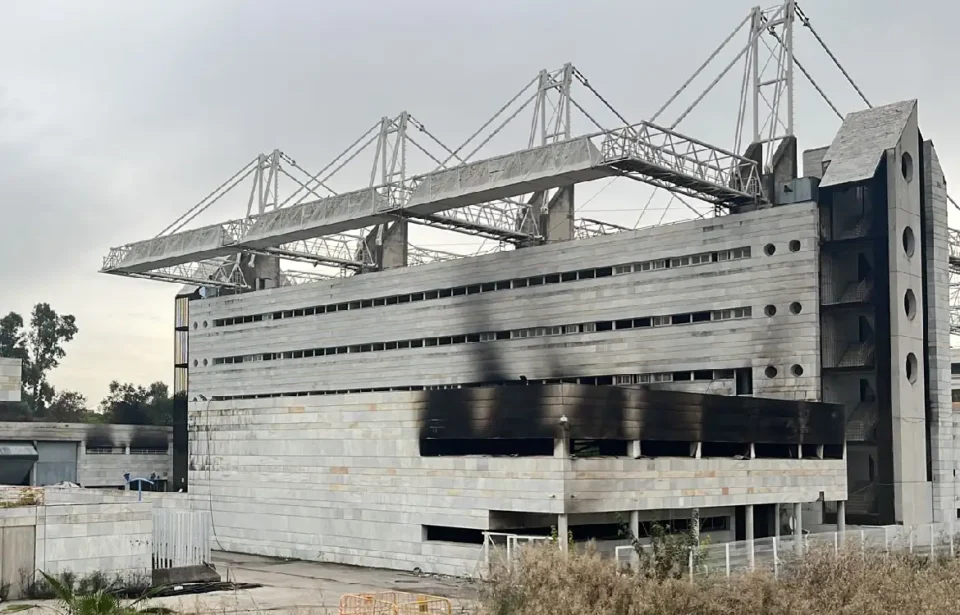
[481,542,960,615]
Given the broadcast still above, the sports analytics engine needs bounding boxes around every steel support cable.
[278,121,381,209]
[671,38,753,130]
[461,91,539,164]
[761,25,844,121]
[795,4,872,108]
[280,153,339,196]
[651,11,753,123]
[290,131,382,208]
[157,158,258,237]
[438,73,540,169]
[573,68,633,130]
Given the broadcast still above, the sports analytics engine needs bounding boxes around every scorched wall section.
[188,391,845,576]
[188,203,821,401]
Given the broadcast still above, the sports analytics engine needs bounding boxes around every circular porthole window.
[203,321,209,328]
[789,240,801,252]
[193,322,198,330]
[791,364,804,377]
[906,353,918,384]
[203,358,208,367]
[901,151,914,183]
[765,366,778,379]
[904,289,917,321]
[764,243,776,256]
[902,227,915,258]
[764,305,777,317]
[789,302,802,315]
[193,359,198,367]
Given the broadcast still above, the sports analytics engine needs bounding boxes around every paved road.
[154,551,479,614]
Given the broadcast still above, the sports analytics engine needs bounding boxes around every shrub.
[481,542,960,615]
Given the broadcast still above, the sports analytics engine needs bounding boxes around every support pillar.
[745,504,755,569]
[558,514,569,553]
[629,440,641,459]
[794,502,803,554]
[629,510,640,540]
[837,500,846,533]
[774,503,781,538]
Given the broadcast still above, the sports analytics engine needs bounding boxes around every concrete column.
[553,437,569,459]
[794,502,804,554]
[29,440,37,486]
[837,501,846,533]
[629,510,640,539]
[745,504,755,569]
[558,514,569,553]
[690,442,702,459]
[749,442,756,459]
[774,504,780,538]
[629,440,641,459]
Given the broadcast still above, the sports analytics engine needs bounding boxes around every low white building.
[0,422,173,490]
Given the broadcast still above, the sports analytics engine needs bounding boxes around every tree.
[45,390,92,423]
[99,381,173,426]
[0,303,78,414]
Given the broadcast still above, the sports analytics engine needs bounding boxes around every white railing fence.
[615,521,960,580]
[481,532,553,576]
[152,509,212,570]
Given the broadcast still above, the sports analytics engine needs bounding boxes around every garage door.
[34,441,78,485]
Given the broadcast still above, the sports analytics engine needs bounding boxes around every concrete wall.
[0,423,173,488]
[189,393,846,576]
[0,488,151,597]
[921,141,956,521]
[0,358,21,403]
[884,109,932,524]
[189,204,821,402]
[0,506,37,600]
[36,490,152,579]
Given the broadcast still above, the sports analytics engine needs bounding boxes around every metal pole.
[688,548,694,583]
[785,0,795,136]
[751,7,760,142]
[725,543,731,577]
[834,531,838,557]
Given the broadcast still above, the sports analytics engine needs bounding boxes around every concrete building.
[0,421,173,490]
[160,99,954,575]
[96,4,957,576]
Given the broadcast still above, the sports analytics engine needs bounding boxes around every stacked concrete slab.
[190,204,822,400]
[189,392,844,576]
[0,358,21,403]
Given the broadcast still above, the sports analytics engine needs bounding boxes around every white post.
[930,525,936,559]
[909,530,914,554]
[725,543,731,577]
[773,537,779,578]
[884,526,889,555]
[629,510,640,542]
[861,529,865,560]
[746,504,755,570]
[834,531,839,557]
[483,533,490,574]
[688,548,694,583]
[558,514,569,554]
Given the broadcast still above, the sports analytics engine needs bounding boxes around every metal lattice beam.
[117,258,247,289]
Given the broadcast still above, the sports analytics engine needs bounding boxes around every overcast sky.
[1,0,956,407]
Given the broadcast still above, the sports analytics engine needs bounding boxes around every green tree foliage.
[0,303,78,413]
[46,390,93,423]
[99,381,173,426]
